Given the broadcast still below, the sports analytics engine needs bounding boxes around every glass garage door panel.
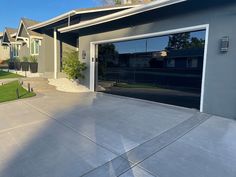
[97,30,206,109]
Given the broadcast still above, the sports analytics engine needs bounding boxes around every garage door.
[95,30,206,109]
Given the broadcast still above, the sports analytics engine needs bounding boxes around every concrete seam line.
[22,101,120,156]
[80,113,210,177]
[0,119,48,134]
[118,114,211,177]
[22,101,209,177]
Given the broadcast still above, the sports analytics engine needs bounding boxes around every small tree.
[62,50,87,80]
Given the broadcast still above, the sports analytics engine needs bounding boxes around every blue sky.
[114,31,206,54]
[0,0,101,32]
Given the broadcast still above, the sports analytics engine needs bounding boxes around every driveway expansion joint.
[79,112,211,177]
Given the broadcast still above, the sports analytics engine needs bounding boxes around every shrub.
[29,56,38,63]
[14,57,21,62]
[21,56,29,62]
[62,50,87,80]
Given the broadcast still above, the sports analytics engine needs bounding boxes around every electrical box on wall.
[220,36,229,52]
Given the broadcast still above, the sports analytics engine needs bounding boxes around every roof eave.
[28,5,139,31]
[28,10,77,30]
[59,0,187,33]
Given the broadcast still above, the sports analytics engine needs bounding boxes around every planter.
[14,62,21,71]
[8,62,15,69]
[21,62,29,71]
[29,63,38,73]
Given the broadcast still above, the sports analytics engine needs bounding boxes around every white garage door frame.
[90,24,210,112]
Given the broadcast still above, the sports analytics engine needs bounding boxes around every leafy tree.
[98,43,118,79]
[62,50,87,80]
[190,37,205,48]
[167,32,191,50]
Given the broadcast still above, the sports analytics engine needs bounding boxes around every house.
[15,18,42,61]
[27,4,139,78]
[0,32,10,62]
[27,0,236,119]
[1,28,18,59]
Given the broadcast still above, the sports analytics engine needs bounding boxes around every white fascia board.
[28,5,138,31]
[28,10,77,30]
[10,33,17,37]
[74,5,140,15]
[30,36,43,39]
[59,0,187,33]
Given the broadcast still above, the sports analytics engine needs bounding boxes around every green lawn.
[0,81,36,103]
[0,71,23,80]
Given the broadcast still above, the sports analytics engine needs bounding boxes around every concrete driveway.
[0,90,236,177]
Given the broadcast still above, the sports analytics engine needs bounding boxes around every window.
[187,58,198,68]
[167,59,175,67]
[30,39,40,55]
[12,44,20,57]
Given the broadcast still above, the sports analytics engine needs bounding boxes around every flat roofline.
[28,5,139,31]
[58,0,187,33]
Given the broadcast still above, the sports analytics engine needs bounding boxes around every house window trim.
[30,38,40,56]
[12,44,20,58]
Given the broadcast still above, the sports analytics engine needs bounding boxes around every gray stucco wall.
[78,1,236,119]
[38,31,77,75]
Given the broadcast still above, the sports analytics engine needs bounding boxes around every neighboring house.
[28,0,236,119]
[1,28,18,59]
[15,18,42,60]
[0,32,10,62]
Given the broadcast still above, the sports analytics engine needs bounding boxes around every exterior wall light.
[220,36,229,52]
[82,50,86,59]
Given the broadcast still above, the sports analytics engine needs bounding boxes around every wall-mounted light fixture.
[82,50,86,59]
[220,36,229,52]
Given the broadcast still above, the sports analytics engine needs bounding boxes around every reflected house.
[118,48,204,69]
[101,48,204,89]
[165,48,204,69]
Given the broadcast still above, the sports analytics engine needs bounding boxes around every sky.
[114,31,206,54]
[0,0,104,32]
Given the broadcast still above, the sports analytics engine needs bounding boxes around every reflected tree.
[167,32,205,50]
[167,32,191,50]
[98,43,118,79]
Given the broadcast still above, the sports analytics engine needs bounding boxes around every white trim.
[90,43,96,91]
[10,33,17,37]
[30,36,43,39]
[30,38,40,56]
[74,5,140,15]
[200,24,209,112]
[90,24,210,112]
[54,29,58,79]
[12,43,21,58]
[59,0,187,33]
[28,5,138,31]
[28,10,76,30]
